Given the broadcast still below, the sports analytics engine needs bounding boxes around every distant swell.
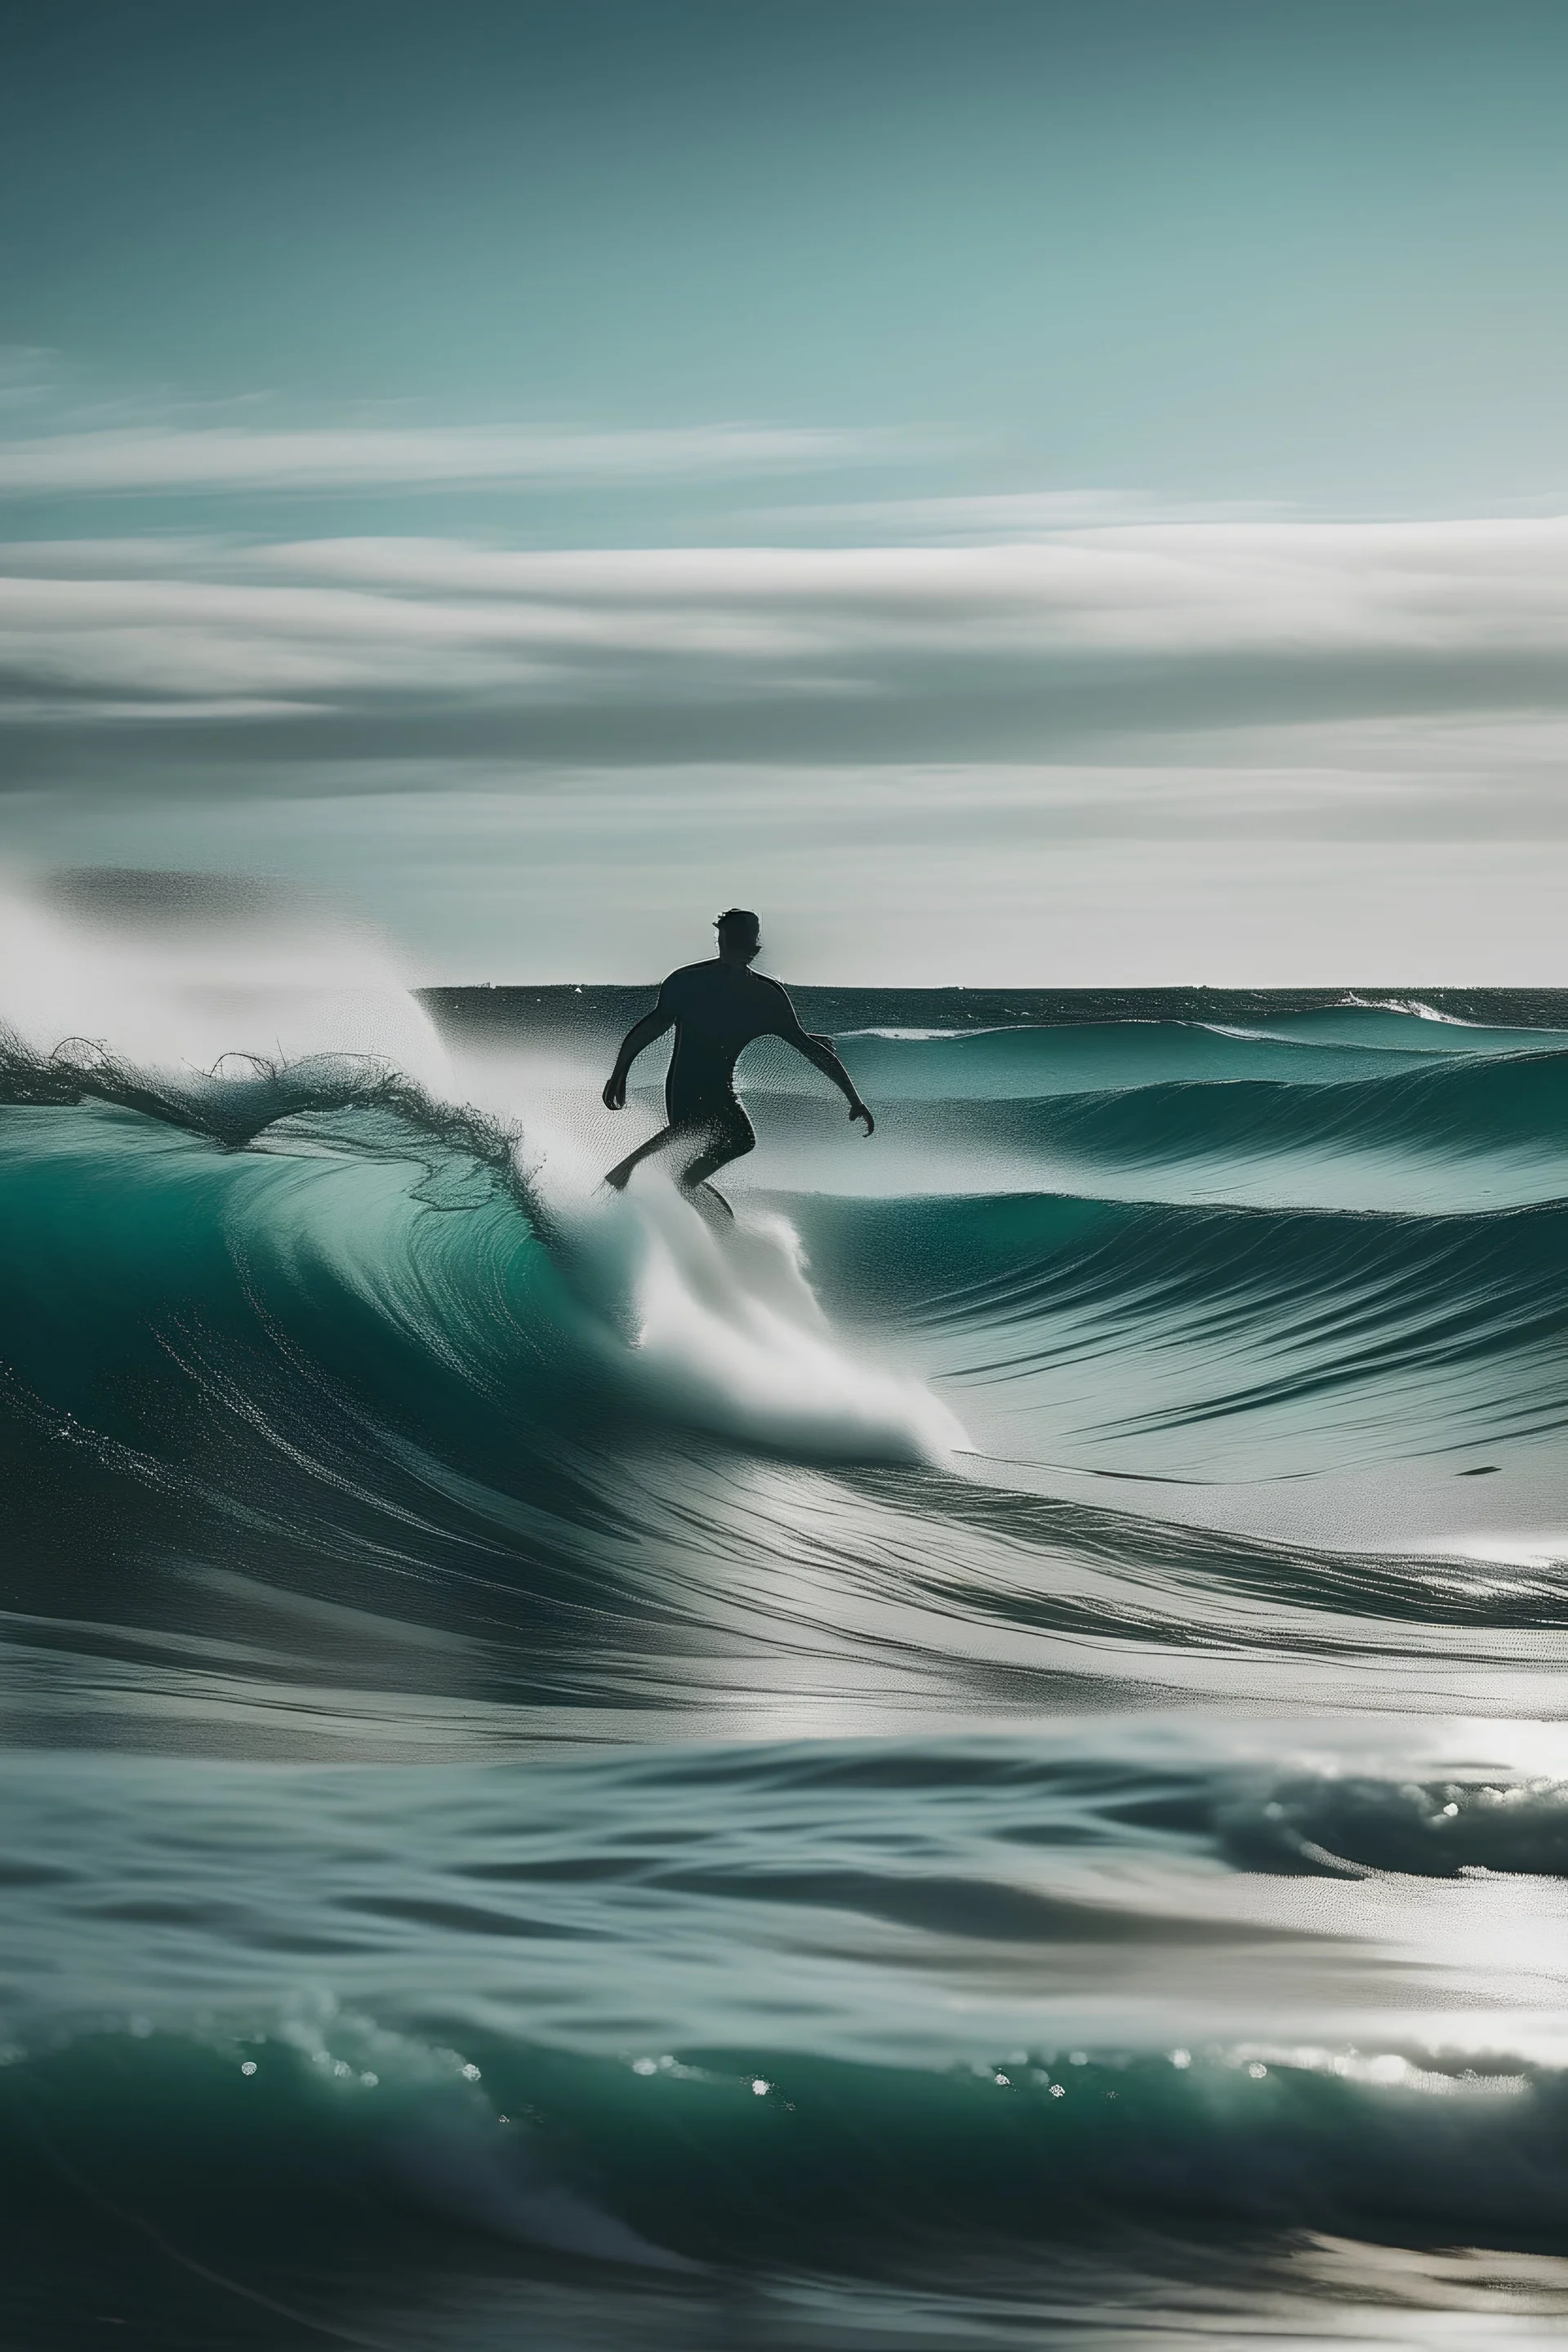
[955,1049,1568,1165]
[800,1187,1568,1461]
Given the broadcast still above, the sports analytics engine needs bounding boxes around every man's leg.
[604,1123,679,1191]
[604,1111,727,1192]
[676,1105,755,1222]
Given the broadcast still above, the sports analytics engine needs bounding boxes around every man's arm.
[774,1004,874,1135]
[603,1001,674,1110]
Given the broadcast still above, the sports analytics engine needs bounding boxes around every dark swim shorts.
[666,1089,756,1162]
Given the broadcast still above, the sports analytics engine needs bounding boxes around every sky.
[4,0,1568,983]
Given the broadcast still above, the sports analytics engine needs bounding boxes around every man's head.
[715,907,761,963]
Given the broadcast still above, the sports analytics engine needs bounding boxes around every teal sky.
[4,1,1568,980]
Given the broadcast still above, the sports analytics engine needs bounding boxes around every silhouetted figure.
[603,910,874,1218]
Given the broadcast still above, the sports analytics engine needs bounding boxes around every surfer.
[602,909,874,1218]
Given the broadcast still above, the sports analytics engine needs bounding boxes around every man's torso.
[660,961,791,1113]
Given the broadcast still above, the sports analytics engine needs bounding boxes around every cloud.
[247,518,1568,659]
[0,422,897,496]
[745,490,1290,534]
[6,518,1568,744]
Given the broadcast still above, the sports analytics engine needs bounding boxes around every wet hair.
[715,907,761,949]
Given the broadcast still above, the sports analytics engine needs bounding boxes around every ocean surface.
[4,950,1568,2348]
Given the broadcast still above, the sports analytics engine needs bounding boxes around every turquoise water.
[3,991,1568,2347]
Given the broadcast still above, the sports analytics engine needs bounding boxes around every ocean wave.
[0,1035,955,1467]
[817,1006,1568,1102]
[783,1053,1568,1221]
[2,1041,1566,1749]
[6,2017,1568,2297]
[793,1185,1568,1475]
[0,1054,1004,1748]
[1341,993,1477,1025]
[823,1017,1450,1100]
[1218,1772,1568,1878]
[1005,1049,1568,1165]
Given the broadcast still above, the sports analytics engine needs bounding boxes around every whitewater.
[2,895,1568,2348]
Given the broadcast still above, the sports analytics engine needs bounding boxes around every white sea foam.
[835,1024,1017,1041]
[540,1160,968,1463]
[1340,992,1476,1026]
[0,868,450,1089]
